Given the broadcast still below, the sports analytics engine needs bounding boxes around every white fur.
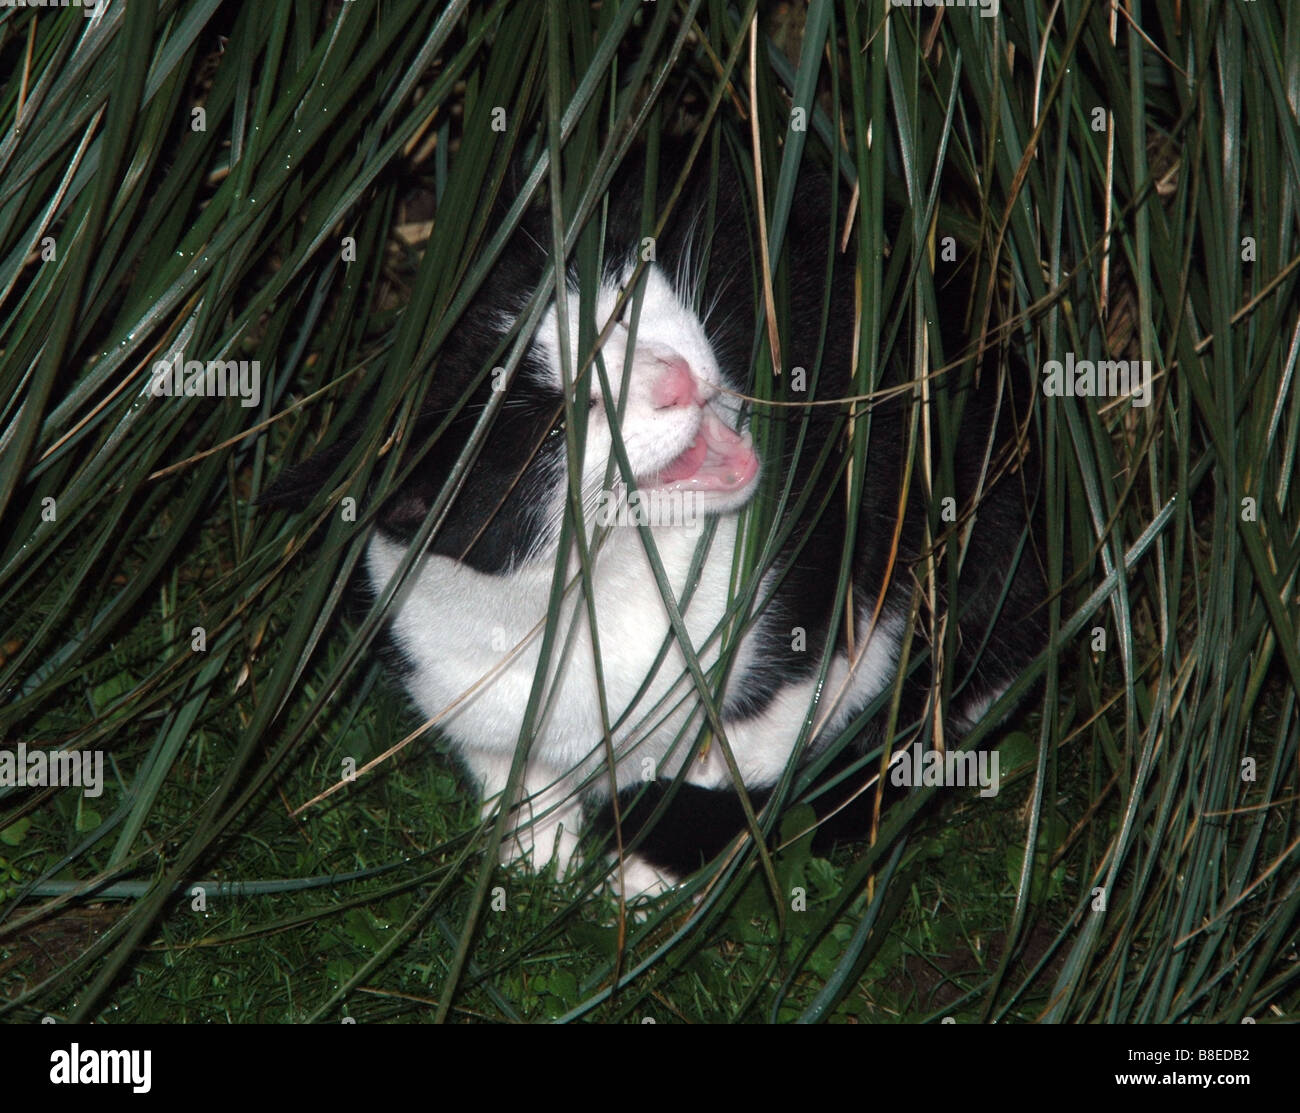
[368,264,901,894]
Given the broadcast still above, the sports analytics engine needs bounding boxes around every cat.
[263,139,1048,898]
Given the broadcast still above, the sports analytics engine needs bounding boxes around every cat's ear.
[255,429,360,511]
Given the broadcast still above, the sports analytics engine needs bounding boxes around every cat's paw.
[606,853,677,902]
[499,815,581,879]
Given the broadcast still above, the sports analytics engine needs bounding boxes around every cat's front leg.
[472,752,584,878]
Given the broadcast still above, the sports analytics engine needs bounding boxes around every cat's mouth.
[641,409,759,494]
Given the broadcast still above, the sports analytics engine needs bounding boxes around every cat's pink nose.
[651,357,701,409]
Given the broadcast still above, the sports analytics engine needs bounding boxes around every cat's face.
[525,258,760,532]
[317,149,766,571]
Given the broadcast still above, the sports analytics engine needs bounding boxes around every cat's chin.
[593,478,757,531]
[661,479,760,518]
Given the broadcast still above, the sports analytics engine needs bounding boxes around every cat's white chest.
[367,511,904,801]
[365,519,747,784]
[366,513,903,889]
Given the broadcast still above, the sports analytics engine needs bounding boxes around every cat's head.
[262,145,761,572]
[525,247,759,522]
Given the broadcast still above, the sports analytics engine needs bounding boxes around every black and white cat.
[267,141,1047,897]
